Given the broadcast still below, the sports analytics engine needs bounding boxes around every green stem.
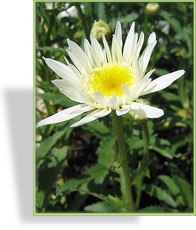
[112,112,118,162]
[142,121,150,152]
[135,121,150,209]
[112,112,135,212]
[75,4,89,39]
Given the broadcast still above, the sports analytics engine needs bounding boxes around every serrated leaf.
[59,176,89,193]
[84,164,109,184]
[59,164,108,192]
[144,184,177,208]
[84,192,128,212]
[127,136,143,150]
[97,136,116,167]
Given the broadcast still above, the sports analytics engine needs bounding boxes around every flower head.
[37,21,185,128]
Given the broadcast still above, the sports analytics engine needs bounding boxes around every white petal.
[94,92,107,107]
[141,70,185,96]
[52,79,86,103]
[133,59,142,81]
[135,69,155,98]
[148,32,156,44]
[71,109,111,127]
[102,36,112,63]
[51,73,79,88]
[130,102,141,110]
[90,35,104,64]
[52,79,79,89]
[139,40,157,73]
[135,32,144,58]
[112,36,123,63]
[94,108,111,118]
[123,22,135,61]
[109,96,119,109]
[143,69,155,79]
[37,104,94,128]
[65,61,83,80]
[115,21,122,47]
[131,103,164,118]
[122,84,132,99]
[67,39,88,63]
[84,39,94,67]
[116,106,130,116]
[126,33,139,65]
[44,58,78,81]
[67,47,91,74]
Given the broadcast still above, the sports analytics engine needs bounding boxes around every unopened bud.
[145,3,160,16]
[91,20,111,41]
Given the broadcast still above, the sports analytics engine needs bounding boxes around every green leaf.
[144,184,177,208]
[127,136,144,150]
[37,146,68,210]
[160,91,180,102]
[138,205,168,213]
[159,11,182,34]
[171,138,188,156]
[158,175,184,207]
[84,192,128,212]
[158,175,180,196]
[59,164,109,192]
[84,164,109,184]
[58,176,89,193]
[82,120,110,138]
[97,136,116,167]
[37,130,65,163]
[84,201,118,213]
[39,92,77,108]
[149,145,173,159]
[172,175,193,209]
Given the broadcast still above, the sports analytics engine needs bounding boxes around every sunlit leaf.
[149,145,173,159]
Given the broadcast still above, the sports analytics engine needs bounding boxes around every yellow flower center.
[88,65,134,97]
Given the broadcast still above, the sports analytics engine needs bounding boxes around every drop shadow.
[5,88,139,224]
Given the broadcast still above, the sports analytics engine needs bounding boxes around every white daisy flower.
[37,21,185,128]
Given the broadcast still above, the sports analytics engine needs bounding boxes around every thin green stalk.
[75,4,89,39]
[112,112,118,162]
[135,120,150,209]
[112,112,135,212]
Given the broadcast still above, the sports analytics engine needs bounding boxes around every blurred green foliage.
[35,2,193,213]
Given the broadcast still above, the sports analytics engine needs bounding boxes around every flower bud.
[91,20,111,41]
[145,3,160,16]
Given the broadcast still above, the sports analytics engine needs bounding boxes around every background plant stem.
[112,112,135,212]
[75,4,89,40]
